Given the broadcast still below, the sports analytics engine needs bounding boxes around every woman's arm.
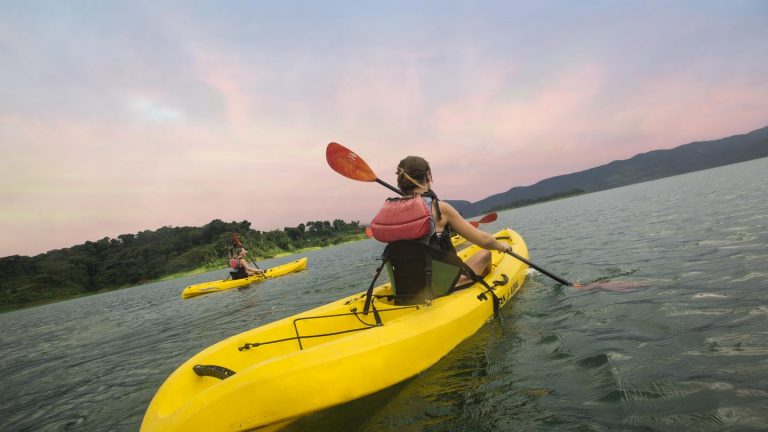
[439,202,509,251]
[240,258,263,275]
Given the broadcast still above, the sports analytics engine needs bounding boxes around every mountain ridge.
[448,124,768,216]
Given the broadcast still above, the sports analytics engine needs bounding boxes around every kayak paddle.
[502,247,579,287]
[326,142,404,196]
[325,142,581,288]
[476,212,498,224]
[468,212,498,228]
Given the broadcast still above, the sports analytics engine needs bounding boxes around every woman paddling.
[230,248,264,279]
[372,155,511,279]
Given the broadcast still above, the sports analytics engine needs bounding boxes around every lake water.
[1,158,767,432]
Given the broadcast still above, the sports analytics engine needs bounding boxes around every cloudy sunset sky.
[2,1,767,257]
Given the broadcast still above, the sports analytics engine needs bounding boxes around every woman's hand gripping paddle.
[326,142,586,288]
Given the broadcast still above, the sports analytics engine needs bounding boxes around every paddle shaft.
[376,178,404,196]
[504,250,574,286]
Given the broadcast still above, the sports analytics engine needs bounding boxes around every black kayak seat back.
[382,240,465,305]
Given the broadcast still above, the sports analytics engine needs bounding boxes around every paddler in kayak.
[370,155,511,279]
[229,248,264,279]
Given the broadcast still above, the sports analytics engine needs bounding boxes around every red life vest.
[229,258,240,269]
[370,195,434,243]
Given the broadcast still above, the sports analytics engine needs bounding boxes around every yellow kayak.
[143,229,528,431]
[181,257,308,299]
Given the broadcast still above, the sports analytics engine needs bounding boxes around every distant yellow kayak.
[143,229,528,431]
[181,257,308,299]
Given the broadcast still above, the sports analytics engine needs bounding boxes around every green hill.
[451,124,768,216]
[0,219,365,311]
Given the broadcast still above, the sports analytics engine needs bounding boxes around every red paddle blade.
[469,221,480,228]
[231,233,243,247]
[365,226,373,237]
[478,212,498,224]
[326,142,377,182]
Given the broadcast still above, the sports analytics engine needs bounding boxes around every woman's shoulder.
[437,200,463,222]
[437,199,457,212]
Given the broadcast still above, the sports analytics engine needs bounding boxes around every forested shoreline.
[0,219,366,311]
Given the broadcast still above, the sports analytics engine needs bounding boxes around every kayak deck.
[181,257,308,299]
[451,233,468,247]
[143,229,528,431]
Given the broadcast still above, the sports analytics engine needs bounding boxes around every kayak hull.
[181,257,308,299]
[143,229,528,431]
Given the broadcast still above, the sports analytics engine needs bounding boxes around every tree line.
[0,218,365,311]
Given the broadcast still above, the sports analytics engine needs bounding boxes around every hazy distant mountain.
[449,124,768,217]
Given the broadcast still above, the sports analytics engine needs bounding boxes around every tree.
[332,219,346,231]
[1,217,367,310]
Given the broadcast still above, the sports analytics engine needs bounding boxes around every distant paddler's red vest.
[229,258,247,279]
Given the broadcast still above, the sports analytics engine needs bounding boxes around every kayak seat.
[382,240,468,305]
[230,271,246,280]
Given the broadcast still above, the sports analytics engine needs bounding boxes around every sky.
[1,1,767,257]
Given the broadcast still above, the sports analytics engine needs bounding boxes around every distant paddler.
[229,248,264,279]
